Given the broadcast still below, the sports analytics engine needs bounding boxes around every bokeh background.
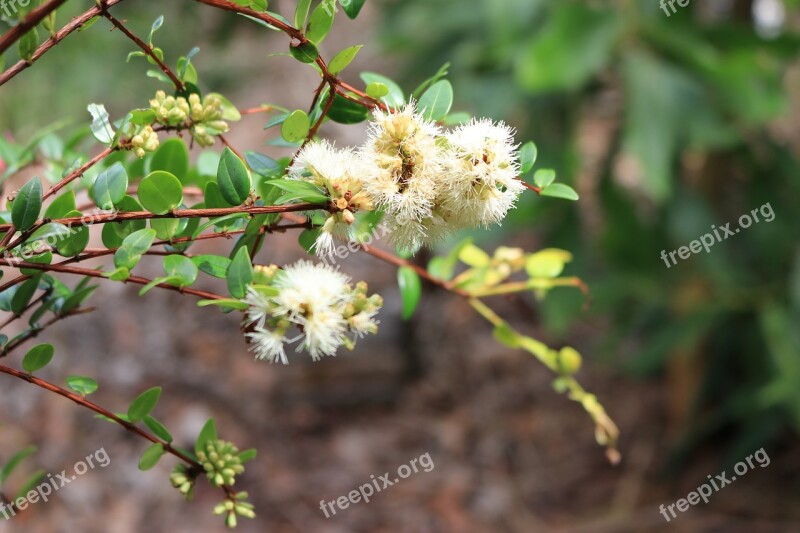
[1,0,800,531]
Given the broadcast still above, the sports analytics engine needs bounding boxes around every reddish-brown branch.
[0,203,323,235]
[101,10,185,90]
[44,147,115,200]
[360,243,470,297]
[0,0,68,56]
[0,0,126,87]
[0,260,226,300]
[0,363,200,467]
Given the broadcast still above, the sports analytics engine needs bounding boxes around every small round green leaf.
[66,375,98,397]
[281,110,310,143]
[138,171,184,215]
[22,344,54,373]
[290,41,319,64]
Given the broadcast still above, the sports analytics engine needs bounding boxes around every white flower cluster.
[289,104,524,253]
[243,261,382,363]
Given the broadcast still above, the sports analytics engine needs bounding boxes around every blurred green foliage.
[379,0,800,464]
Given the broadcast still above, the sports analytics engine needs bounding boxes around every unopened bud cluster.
[130,125,160,158]
[196,439,245,487]
[169,463,196,499]
[214,492,255,529]
[149,90,230,147]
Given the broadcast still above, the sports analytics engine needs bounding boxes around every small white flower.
[242,261,383,362]
[243,286,272,328]
[442,119,524,227]
[246,327,287,364]
[349,309,379,339]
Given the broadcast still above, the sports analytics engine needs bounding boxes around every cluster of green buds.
[130,125,160,159]
[196,439,245,487]
[149,90,230,147]
[169,463,197,499]
[214,492,255,529]
[341,281,383,349]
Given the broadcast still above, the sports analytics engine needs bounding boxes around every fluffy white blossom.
[242,261,382,362]
[441,119,524,227]
[360,104,445,251]
[289,140,373,257]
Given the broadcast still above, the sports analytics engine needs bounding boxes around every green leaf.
[52,210,89,257]
[193,255,232,278]
[128,387,162,423]
[525,249,572,278]
[519,142,538,174]
[418,80,453,121]
[66,375,98,396]
[328,45,362,75]
[238,449,258,463]
[459,244,491,268]
[294,0,313,28]
[281,110,310,143]
[540,183,579,201]
[163,255,198,287]
[87,104,115,145]
[398,266,422,320]
[144,416,173,443]
[360,72,404,108]
[18,27,38,61]
[245,151,281,178]
[217,148,251,206]
[10,278,39,314]
[533,169,556,188]
[44,190,76,219]
[61,285,99,314]
[306,0,336,44]
[411,62,450,100]
[22,343,55,373]
[150,218,180,240]
[290,41,319,64]
[227,246,253,298]
[12,177,42,230]
[366,82,389,99]
[138,171,183,215]
[195,418,217,453]
[114,228,157,270]
[138,443,166,471]
[197,298,248,310]
[0,446,37,483]
[327,94,369,124]
[93,162,128,209]
[150,138,189,183]
[341,0,366,19]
